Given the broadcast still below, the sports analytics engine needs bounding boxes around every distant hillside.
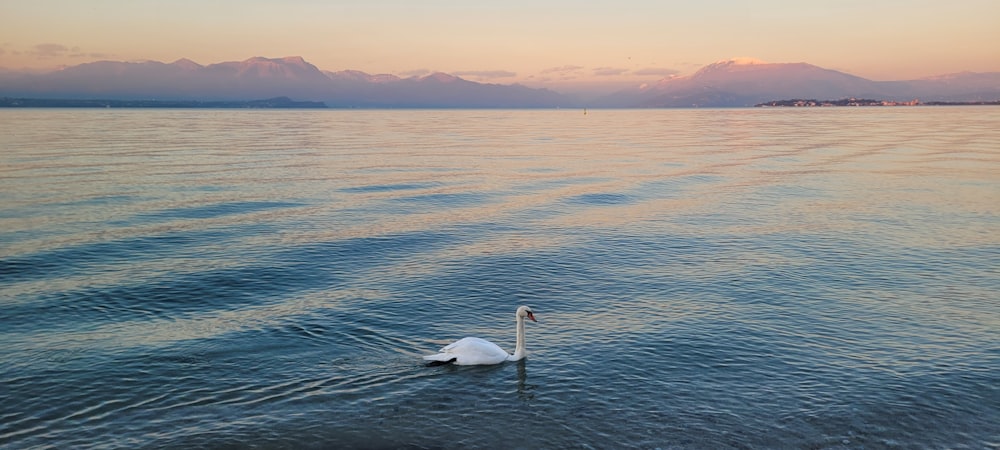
[0,56,570,108]
[755,98,1000,107]
[2,56,998,108]
[0,96,326,108]
[596,58,1000,107]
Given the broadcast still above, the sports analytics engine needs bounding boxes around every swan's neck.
[508,315,527,361]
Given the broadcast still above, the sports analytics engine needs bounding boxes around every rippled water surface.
[1,108,998,449]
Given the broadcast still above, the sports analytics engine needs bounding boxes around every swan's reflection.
[516,359,534,400]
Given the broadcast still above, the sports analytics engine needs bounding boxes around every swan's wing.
[439,337,503,354]
[422,352,457,363]
[424,337,509,365]
[422,337,475,362]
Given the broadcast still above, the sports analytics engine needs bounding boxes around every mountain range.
[2,56,998,108]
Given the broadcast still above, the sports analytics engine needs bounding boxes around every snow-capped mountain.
[599,58,1000,107]
[0,56,570,107]
[1,56,997,107]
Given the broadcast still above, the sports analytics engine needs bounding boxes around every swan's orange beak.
[527,312,536,322]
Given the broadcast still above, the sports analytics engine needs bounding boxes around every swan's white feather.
[423,336,510,365]
[423,306,534,366]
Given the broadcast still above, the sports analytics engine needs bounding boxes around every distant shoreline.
[4,96,999,109]
[0,96,327,109]
[756,98,1000,107]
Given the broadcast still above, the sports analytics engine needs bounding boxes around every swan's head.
[517,305,537,322]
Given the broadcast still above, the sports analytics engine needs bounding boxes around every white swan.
[423,306,537,366]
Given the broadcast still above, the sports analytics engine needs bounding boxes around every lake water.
[1,107,997,449]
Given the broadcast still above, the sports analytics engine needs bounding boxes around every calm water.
[1,108,998,449]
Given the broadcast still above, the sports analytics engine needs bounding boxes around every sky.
[3,0,999,93]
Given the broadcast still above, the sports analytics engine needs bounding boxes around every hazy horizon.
[4,0,999,94]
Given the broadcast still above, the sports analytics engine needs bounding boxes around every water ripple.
[1,108,997,449]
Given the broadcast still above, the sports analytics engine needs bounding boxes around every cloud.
[31,43,70,58]
[541,65,584,75]
[536,65,586,82]
[69,47,112,59]
[400,68,431,77]
[25,43,113,61]
[634,67,681,77]
[452,70,517,79]
[593,67,629,76]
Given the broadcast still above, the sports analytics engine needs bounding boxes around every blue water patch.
[638,174,724,199]
[392,192,491,208]
[0,194,142,220]
[757,183,826,199]
[565,192,634,205]
[136,201,304,222]
[520,167,559,173]
[513,177,614,197]
[340,182,440,193]
[79,194,140,205]
[3,229,459,335]
[0,229,231,283]
[3,259,327,332]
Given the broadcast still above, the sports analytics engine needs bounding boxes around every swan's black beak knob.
[527,312,537,322]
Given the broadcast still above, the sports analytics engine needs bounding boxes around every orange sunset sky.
[3,0,999,92]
